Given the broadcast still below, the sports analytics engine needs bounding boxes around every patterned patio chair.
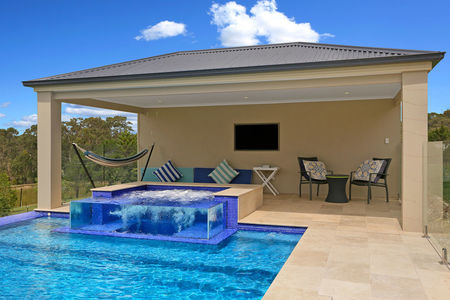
[349,158,391,204]
[297,157,332,200]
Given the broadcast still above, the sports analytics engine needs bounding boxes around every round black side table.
[325,175,349,203]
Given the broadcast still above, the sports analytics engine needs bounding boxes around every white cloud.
[64,105,137,131]
[320,33,335,39]
[10,106,138,131]
[11,114,37,128]
[210,0,331,47]
[0,102,10,108]
[65,105,135,118]
[0,113,5,118]
[135,20,186,41]
[127,117,137,132]
[61,114,72,122]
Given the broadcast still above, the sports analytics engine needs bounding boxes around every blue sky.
[0,0,449,131]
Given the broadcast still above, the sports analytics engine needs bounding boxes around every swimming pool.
[0,217,302,299]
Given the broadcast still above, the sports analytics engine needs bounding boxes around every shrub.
[0,173,17,216]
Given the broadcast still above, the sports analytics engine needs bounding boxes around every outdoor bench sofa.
[141,167,253,184]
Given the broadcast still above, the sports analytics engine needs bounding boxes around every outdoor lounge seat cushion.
[302,160,327,180]
[298,156,318,181]
[353,159,386,183]
[194,168,252,184]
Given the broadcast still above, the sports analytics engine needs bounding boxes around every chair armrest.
[304,171,312,182]
[350,171,355,181]
[299,170,312,181]
[368,172,380,184]
[372,172,389,183]
[369,172,389,178]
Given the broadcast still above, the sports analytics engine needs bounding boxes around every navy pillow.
[153,160,183,182]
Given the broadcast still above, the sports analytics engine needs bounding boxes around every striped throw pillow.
[153,160,183,182]
[208,160,239,184]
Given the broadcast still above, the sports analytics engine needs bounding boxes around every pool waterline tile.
[53,226,238,245]
[0,211,69,228]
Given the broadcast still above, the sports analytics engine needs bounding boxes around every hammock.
[73,143,148,167]
[72,142,155,188]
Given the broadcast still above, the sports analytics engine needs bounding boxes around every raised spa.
[68,185,241,244]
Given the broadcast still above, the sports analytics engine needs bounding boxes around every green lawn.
[9,204,37,215]
[12,184,37,207]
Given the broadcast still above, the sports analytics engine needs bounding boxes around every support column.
[37,92,61,209]
[401,71,428,232]
[137,112,142,180]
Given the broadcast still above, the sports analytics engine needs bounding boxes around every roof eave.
[22,52,445,87]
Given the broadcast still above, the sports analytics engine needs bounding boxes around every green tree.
[0,126,37,184]
[11,150,34,184]
[0,114,137,203]
[429,125,450,142]
[428,110,450,141]
[61,116,137,200]
[0,173,17,216]
[0,128,19,181]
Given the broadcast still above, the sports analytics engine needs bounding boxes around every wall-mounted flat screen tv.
[234,123,279,151]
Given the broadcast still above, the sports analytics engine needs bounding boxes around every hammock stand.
[72,142,155,188]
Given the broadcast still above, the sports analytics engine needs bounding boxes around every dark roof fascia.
[22,52,445,87]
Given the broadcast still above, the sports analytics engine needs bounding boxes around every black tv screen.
[235,124,279,151]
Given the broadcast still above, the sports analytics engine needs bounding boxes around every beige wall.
[138,99,401,198]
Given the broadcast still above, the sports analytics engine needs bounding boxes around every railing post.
[422,225,429,238]
[440,248,448,265]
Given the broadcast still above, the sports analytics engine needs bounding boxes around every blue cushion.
[194,168,252,184]
[153,161,182,182]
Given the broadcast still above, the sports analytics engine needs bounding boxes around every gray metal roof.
[23,41,445,86]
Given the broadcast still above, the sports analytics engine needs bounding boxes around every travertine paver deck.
[240,195,450,300]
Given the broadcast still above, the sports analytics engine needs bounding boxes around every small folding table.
[253,166,280,196]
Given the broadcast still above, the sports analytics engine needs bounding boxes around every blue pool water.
[0,217,302,299]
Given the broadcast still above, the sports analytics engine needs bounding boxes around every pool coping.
[91,181,263,198]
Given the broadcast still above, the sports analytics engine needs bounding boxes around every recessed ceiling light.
[157,99,163,103]
[243,96,249,99]
[344,91,351,95]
